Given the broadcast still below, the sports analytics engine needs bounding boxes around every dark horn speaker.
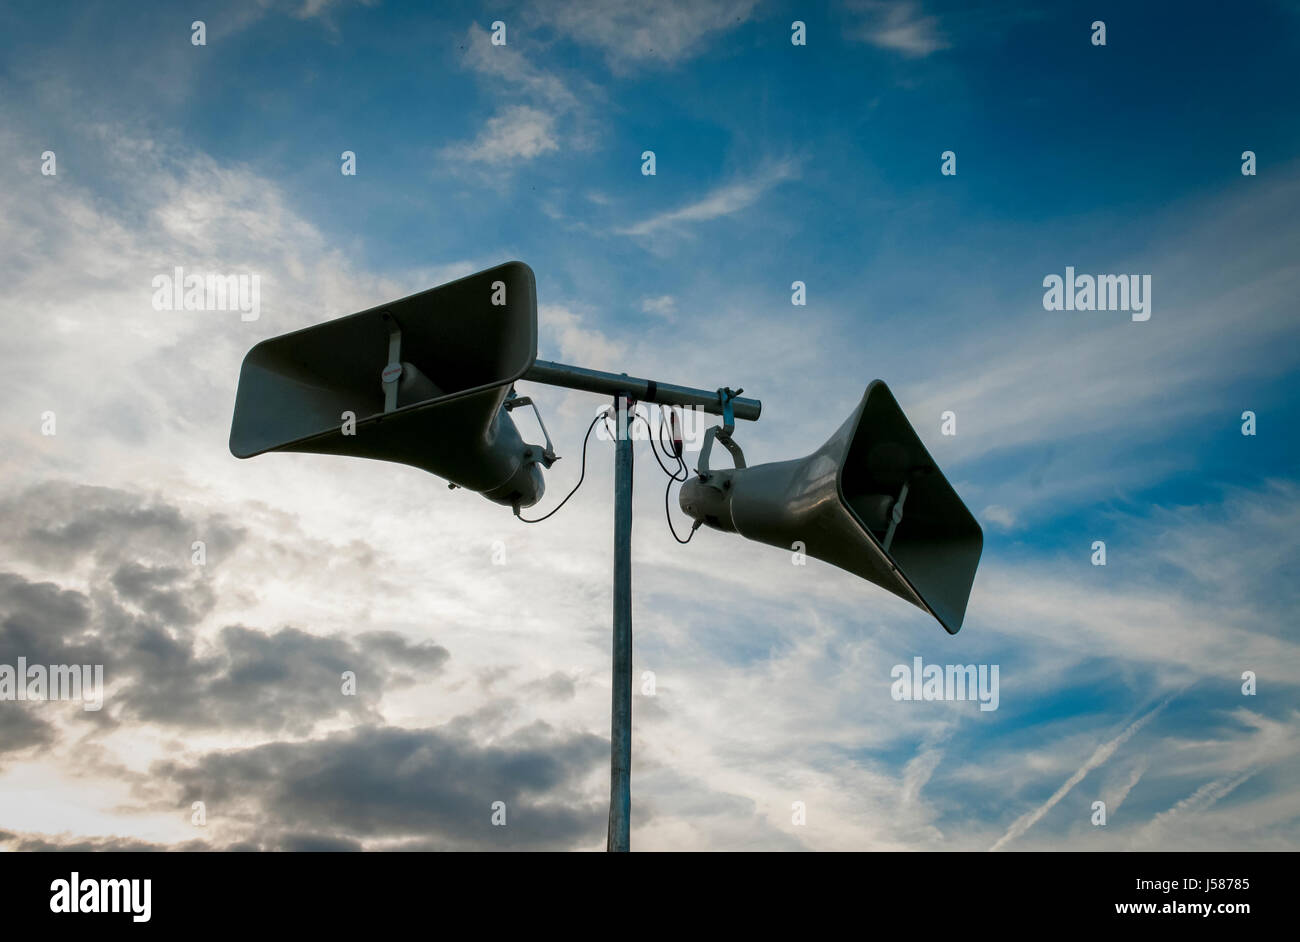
[679,380,982,633]
[229,261,545,508]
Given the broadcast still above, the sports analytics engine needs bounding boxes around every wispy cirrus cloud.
[616,159,800,238]
[846,1,950,57]
[204,0,379,42]
[440,105,560,165]
[295,0,378,20]
[528,0,759,71]
[892,170,1300,529]
[641,295,677,320]
[458,22,587,112]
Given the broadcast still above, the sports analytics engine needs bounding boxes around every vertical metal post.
[607,392,633,852]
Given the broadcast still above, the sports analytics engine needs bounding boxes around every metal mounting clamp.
[381,312,403,413]
[504,388,559,468]
[697,387,747,478]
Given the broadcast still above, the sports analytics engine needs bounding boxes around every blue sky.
[0,0,1297,850]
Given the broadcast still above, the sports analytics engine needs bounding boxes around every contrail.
[1134,768,1257,844]
[989,695,1174,851]
[1107,759,1148,816]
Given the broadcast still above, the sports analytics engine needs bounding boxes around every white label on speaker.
[381,363,403,383]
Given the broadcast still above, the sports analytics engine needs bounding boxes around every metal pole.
[607,392,633,852]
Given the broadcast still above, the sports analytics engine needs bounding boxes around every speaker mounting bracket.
[504,388,559,469]
[380,312,403,413]
[697,387,748,480]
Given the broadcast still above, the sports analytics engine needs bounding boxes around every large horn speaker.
[679,381,982,633]
[229,261,546,508]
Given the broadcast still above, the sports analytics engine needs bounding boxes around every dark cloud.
[152,721,607,850]
[0,569,450,738]
[113,622,448,735]
[0,482,451,741]
[0,703,56,756]
[0,572,97,666]
[523,670,578,701]
[0,482,246,572]
[353,630,452,681]
[0,833,361,852]
[275,833,364,852]
[111,561,215,628]
[0,831,216,852]
[0,830,363,852]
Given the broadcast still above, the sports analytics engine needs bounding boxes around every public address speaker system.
[229,261,546,508]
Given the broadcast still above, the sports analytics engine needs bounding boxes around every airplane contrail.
[989,695,1174,851]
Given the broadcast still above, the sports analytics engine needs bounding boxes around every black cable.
[665,457,696,543]
[629,411,696,544]
[657,415,686,480]
[636,412,683,481]
[518,405,699,544]
[514,412,606,523]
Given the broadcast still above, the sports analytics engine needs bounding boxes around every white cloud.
[641,295,677,319]
[203,0,379,40]
[529,0,759,70]
[296,0,377,19]
[981,504,1015,529]
[441,105,559,164]
[847,1,949,57]
[617,160,800,238]
[459,23,587,112]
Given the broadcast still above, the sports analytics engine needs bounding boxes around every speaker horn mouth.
[837,381,982,634]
